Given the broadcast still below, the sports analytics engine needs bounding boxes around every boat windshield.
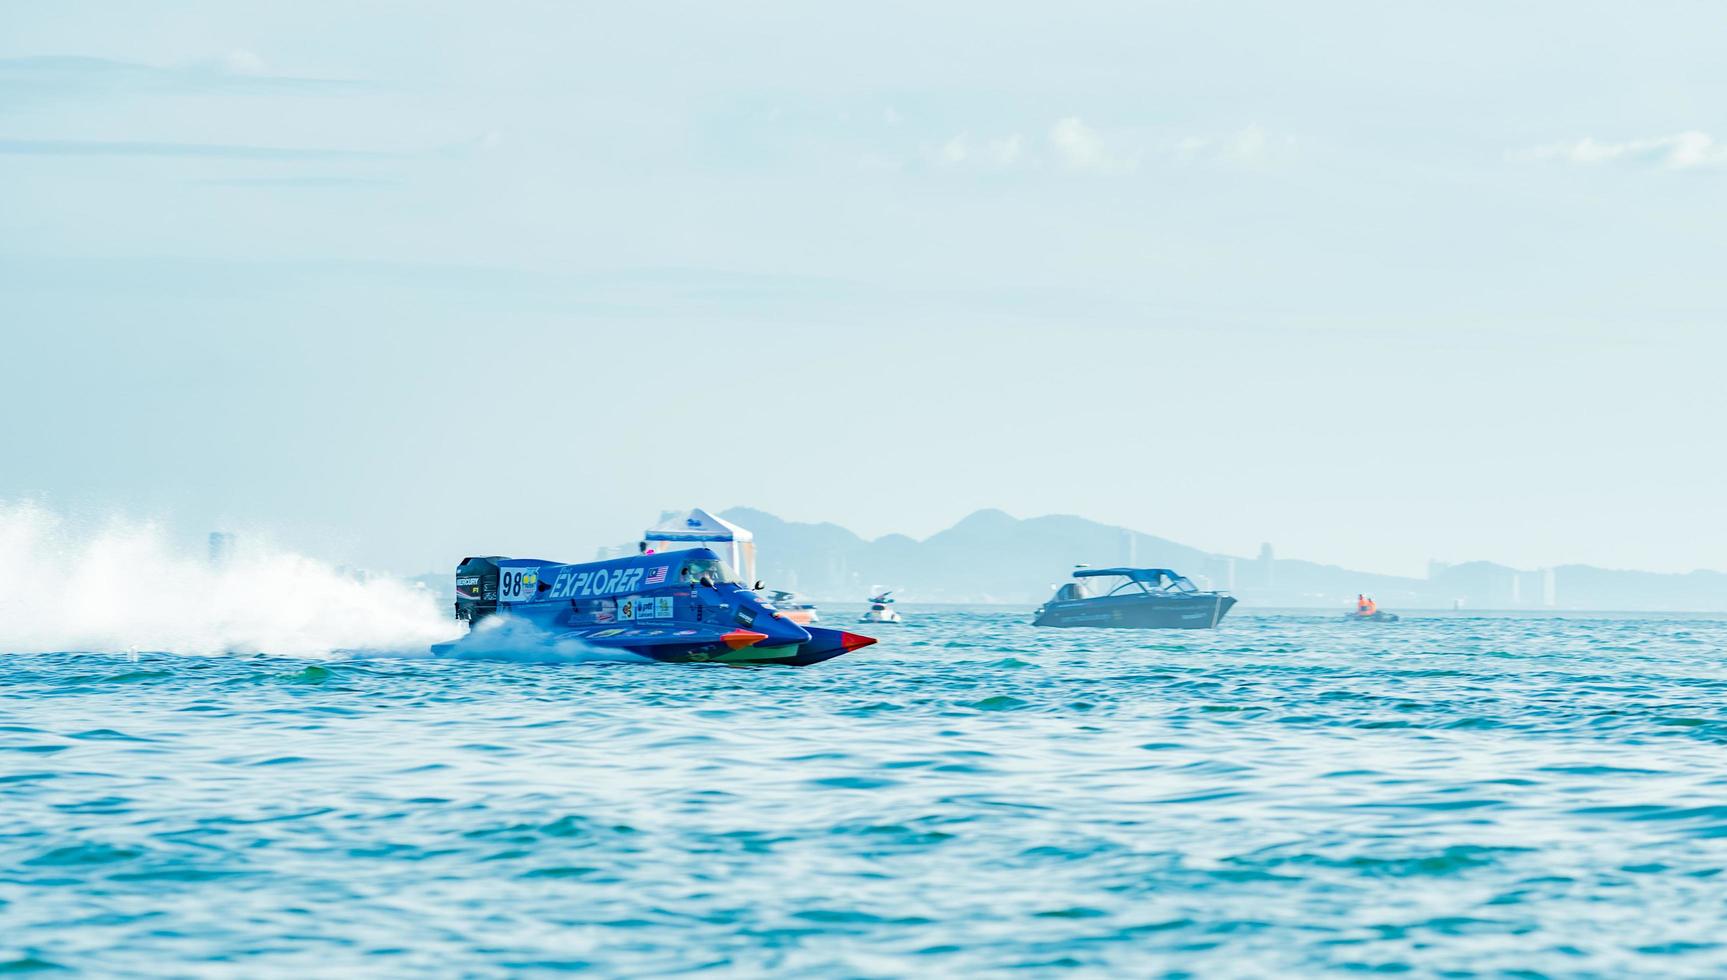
[1099,575,1147,597]
[680,558,738,585]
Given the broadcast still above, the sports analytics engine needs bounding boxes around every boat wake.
[377,614,653,665]
[0,501,462,659]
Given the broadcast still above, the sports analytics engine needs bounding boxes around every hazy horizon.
[6,2,1726,578]
[10,499,1727,588]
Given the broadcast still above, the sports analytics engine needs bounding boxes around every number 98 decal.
[498,567,539,603]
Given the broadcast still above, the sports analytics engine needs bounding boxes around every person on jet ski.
[1356,594,1377,616]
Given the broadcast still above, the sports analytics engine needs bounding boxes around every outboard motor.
[454,556,502,626]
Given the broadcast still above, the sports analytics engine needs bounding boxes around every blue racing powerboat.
[440,548,875,665]
[1033,567,1236,629]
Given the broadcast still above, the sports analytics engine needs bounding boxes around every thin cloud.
[211,48,269,77]
[197,176,397,189]
[1049,116,1136,174]
[0,138,404,160]
[937,133,968,165]
[0,54,374,96]
[911,119,1290,175]
[1515,131,1727,170]
[930,132,1024,168]
[0,136,495,162]
[985,134,1023,166]
[1174,124,1296,166]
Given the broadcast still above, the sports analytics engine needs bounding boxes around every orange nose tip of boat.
[721,629,769,650]
[837,631,877,652]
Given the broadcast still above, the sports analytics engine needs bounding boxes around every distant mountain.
[729,506,1212,604]
[718,507,1727,611]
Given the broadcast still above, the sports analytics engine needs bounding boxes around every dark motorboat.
[1033,567,1236,630]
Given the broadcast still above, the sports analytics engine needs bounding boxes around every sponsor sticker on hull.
[619,595,676,621]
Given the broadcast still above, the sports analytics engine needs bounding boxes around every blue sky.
[4,1,1726,576]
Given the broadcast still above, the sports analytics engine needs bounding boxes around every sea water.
[6,609,1727,977]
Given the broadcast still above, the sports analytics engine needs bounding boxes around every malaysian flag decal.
[645,565,668,586]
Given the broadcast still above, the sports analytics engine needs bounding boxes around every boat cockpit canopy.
[1056,567,1203,600]
[680,557,739,585]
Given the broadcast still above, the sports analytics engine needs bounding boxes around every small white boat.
[859,591,903,625]
[762,590,820,625]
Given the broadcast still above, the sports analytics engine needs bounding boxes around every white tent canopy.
[644,508,753,542]
[643,508,756,582]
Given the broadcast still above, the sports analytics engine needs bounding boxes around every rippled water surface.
[6,612,1727,977]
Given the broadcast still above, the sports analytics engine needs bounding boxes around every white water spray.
[418,614,651,665]
[0,502,463,658]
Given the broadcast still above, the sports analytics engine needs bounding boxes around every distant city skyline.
[5,3,1726,578]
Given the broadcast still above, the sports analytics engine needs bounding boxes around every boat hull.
[1033,594,1236,629]
[609,626,874,666]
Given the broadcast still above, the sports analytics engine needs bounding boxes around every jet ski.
[859,591,903,625]
[438,548,875,666]
[1033,567,1235,629]
[1343,610,1400,622]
